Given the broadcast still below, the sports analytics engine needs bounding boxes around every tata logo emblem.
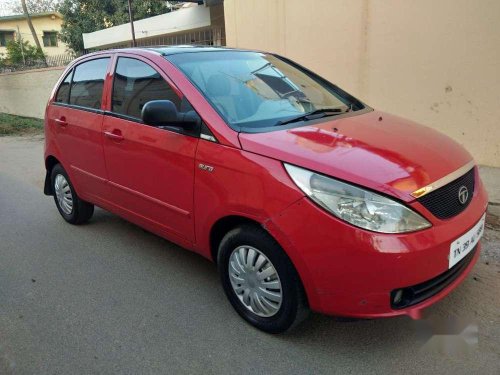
[458,186,469,205]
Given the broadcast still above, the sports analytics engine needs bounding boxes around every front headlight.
[284,163,431,233]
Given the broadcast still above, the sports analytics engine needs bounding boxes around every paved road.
[1,136,499,374]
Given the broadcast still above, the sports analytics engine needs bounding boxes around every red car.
[44,46,488,333]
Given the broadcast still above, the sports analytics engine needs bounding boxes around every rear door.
[101,55,199,242]
[48,57,112,200]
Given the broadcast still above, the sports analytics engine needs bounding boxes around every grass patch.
[0,113,44,136]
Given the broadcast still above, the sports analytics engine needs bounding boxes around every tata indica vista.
[44,46,488,333]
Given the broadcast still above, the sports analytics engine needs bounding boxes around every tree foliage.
[1,39,46,65]
[59,0,171,53]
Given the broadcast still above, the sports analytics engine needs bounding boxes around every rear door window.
[112,57,181,120]
[55,69,73,103]
[69,58,110,110]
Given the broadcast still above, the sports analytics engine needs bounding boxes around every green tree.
[4,39,46,65]
[0,53,6,70]
[20,0,46,66]
[59,0,171,53]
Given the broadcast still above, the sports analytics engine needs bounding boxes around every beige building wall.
[0,67,64,119]
[224,0,500,167]
[0,13,67,57]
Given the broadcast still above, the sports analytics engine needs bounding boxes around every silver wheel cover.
[228,246,283,317]
[54,174,73,215]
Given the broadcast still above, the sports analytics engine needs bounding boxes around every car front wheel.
[218,224,309,333]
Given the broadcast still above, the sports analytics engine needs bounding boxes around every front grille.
[391,245,477,309]
[418,168,475,219]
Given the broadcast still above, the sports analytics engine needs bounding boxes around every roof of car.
[148,45,246,55]
[86,45,255,57]
[73,46,265,65]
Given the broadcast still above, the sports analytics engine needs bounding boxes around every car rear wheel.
[218,224,309,333]
[51,164,94,225]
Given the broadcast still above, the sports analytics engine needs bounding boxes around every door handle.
[54,118,68,127]
[104,130,124,141]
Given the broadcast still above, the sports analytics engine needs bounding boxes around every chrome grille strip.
[411,160,475,199]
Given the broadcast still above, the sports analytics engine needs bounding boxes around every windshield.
[166,51,363,131]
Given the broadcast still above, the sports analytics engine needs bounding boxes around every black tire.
[50,163,94,225]
[217,224,309,333]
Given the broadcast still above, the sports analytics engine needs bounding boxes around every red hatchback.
[44,46,488,333]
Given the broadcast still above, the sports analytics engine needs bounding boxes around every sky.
[0,0,16,17]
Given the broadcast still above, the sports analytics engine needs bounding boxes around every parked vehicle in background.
[44,46,488,333]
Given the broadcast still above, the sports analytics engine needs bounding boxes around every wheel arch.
[211,214,311,319]
[209,215,262,264]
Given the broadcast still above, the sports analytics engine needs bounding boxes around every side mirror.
[141,100,200,131]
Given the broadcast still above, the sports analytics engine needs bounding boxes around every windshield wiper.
[275,108,348,126]
[251,62,273,75]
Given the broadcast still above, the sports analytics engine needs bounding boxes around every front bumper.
[266,170,488,318]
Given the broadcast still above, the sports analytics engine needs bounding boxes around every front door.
[101,56,198,242]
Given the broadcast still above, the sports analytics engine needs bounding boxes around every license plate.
[449,213,485,268]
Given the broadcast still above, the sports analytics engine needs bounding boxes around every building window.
[0,31,15,47]
[42,31,58,47]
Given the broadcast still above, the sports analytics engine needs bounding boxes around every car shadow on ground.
[85,207,492,358]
